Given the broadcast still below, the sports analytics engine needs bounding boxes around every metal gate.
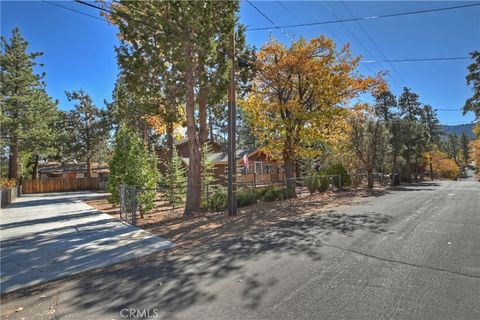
[118,184,138,225]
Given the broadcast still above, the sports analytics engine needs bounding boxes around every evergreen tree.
[420,104,441,180]
[1,27,58,181]
[160,152,186,205]
[22,88,59,179]
[106,0,248,217]
[201,143,217,195]
[374,90,397,122]
[398,87,423,182]
[107,127,159,213]
[460,132,470,165]
[398,87,422,121]
[420,105,441,144]
[446,133,460,164]
[65,90,111,177]
[387,118,407,186]
[463,51,480,118]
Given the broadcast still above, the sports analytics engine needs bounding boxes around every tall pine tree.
[65,90,110,177]
[1,27,58,181]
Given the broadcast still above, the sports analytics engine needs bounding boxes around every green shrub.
[237,188,257,207]
[201,186,227,211]
[255,187,268,199]
[317,176,330,192]
[325,163,351,188]
[260,185,286,202]
[305,174,322,194]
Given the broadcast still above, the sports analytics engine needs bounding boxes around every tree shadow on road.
[2,207,392,319]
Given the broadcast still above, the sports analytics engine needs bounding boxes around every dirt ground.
[85,188,386,253]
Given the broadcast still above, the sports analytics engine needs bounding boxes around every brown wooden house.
[37,162,109,180]
[159,140,285,186]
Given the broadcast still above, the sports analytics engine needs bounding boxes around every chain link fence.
[117,172,389,225]
[118,184,138,225]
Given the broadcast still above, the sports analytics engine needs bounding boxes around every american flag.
[243,154,249,167]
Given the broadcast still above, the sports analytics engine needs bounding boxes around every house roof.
[181,147,259,166]
[174,139,224,150]
[37,162,110,174]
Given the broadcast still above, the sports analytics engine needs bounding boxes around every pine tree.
[398,87,423,182]
[161,152,186,205]
[65,90,111,177]
[420,104,441,180]
[464,51,480,118]
[460,132,470,165]
[1,27,58,181]
[374,90,397,122]
[201,143,217,196]
[446,133,460,164]
[22,88,59,180]
[107,127,159,213]
[387,118,407,186]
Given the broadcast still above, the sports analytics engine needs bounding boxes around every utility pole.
[227,30,237,216]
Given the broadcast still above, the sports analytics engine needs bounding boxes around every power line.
[74,0,161,33]
[246,0,295,42]
[320,1,395,85]
[247,3,480,31]
[363,57,471,63]
[341,2,407,87]
[435,108,463,112]
[42,0,106,22]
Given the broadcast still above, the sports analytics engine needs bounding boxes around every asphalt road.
[1,177,479,320]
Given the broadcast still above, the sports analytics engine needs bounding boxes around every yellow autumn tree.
[423,148,459,180]
[241,36,383,196]
[470,123,480,179]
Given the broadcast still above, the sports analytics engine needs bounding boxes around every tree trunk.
[283,155,296,198]
[8,137,20,181]
[86,157,92,178]
[405,150,412,183]
[198,74,208,146]
[367,167,374,189]
[391,155,398,187]
[32,154,39,180]
[184,46,201,218]
[165,121,174,162]
[429,159,434,181]
[414,157,419,182]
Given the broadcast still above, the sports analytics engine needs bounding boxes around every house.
[37,162,109,180]
[159,140,285,186]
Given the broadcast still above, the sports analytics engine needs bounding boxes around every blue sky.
[1,1,479,125]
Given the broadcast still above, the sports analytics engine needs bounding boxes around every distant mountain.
[439,123,475,138]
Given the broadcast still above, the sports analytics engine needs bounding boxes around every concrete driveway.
[0,192,174,294]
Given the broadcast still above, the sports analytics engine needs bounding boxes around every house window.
[254,161,262,174]
[263,164,274,174]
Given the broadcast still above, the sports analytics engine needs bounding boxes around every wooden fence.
[22,178,107,194]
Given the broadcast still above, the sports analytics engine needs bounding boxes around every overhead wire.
[247,2,480,31]
[319,1,389,82]
[340,1,407,87]
[42,0,106,22]
[246,0,295,42]
[362,57,471,63]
